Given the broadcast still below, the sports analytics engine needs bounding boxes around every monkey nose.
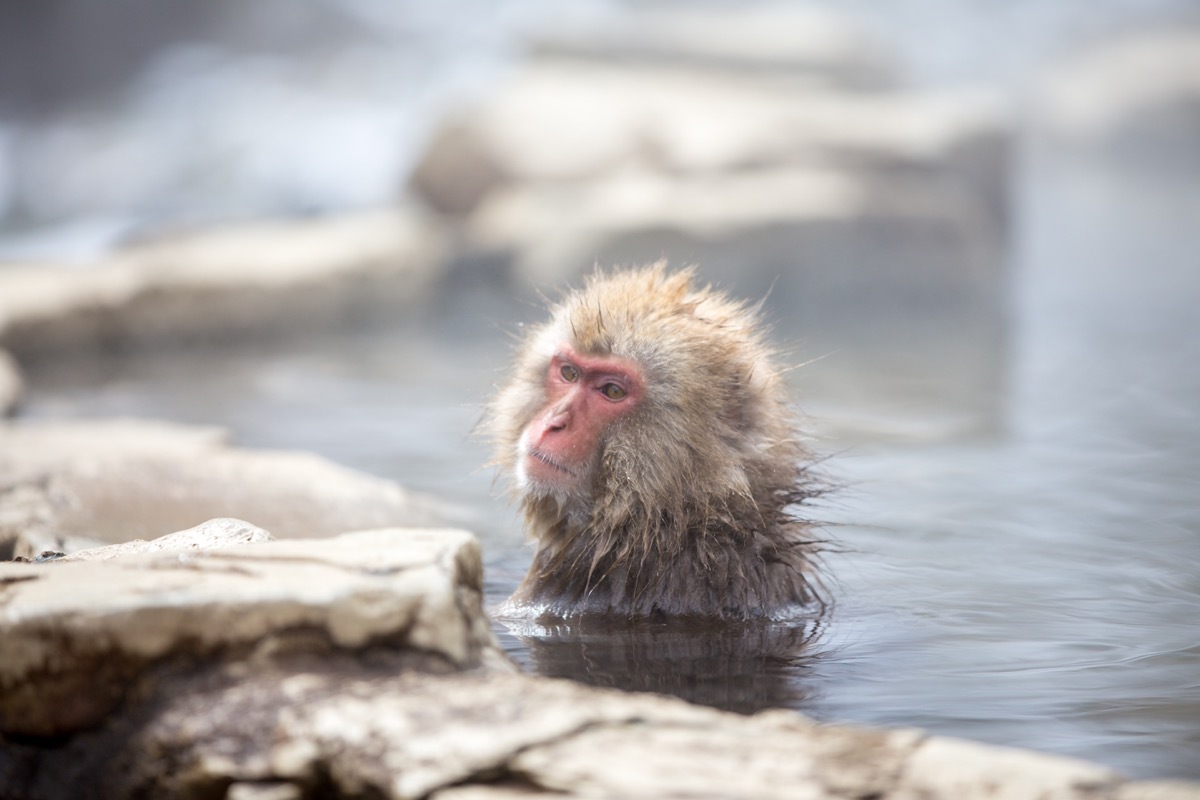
[544,411,569,432]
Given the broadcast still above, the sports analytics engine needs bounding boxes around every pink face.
[518,345,643,495]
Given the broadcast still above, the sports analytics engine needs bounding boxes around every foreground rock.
[12,670,1127,800]
[59,516,273,562]
[2,525,1196,800]
[0,418,452,559]
[0,525,497,741]
[0,207,447,362]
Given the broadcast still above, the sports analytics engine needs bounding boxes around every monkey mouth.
[527,448,577,478]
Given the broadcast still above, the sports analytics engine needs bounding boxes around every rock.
[410,117,513,218]
[524,5,896,89]
[0,207,448,362]
[897,735,1121,800]
[1116,783,1200,800]
[1037,28,1200,171]
[60,517,273,562]
[409,58,1007,226]
[0,418,453,559]
[0,348,22,416]
[0,416,229,472]
[473,167,1001,299]
[0,526,497,738]
[506,709,921,800]
[3,663,1185,799]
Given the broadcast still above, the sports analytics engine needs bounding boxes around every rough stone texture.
[59,517,273,562]
[0,349,22,417]
[4,665,1193,800]
[1037,27,1200,169]
[526,4,897,90]
[0,207,447,362]
[0,526,497,739]
[505,709,922,800]
[0,418,453,559]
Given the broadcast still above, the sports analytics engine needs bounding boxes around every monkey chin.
[515,444,593,519]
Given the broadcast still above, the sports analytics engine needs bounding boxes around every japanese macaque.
[485,264,827,620]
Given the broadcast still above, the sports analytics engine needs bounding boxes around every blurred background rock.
[1,0,1197,432]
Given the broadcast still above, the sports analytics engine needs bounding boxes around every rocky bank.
[2,508,1197,800]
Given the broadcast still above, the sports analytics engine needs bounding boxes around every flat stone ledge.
[59,517,273,562]
[0,416,229,473]
[0,525,498,738]
[0,207,448,362]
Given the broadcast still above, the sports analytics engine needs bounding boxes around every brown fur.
[485,263,828,619]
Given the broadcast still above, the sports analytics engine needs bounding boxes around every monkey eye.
[600,383,627,401]
[559,364,580,382]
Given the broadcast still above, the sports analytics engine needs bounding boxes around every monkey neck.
[513,491,823,620]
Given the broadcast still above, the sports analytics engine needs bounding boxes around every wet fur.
[485,264,828,619]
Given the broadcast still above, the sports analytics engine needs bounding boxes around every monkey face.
[515,346,643,505]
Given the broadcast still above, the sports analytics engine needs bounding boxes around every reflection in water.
[495,615,826,715]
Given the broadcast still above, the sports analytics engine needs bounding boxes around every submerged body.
[485,265,826,619]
